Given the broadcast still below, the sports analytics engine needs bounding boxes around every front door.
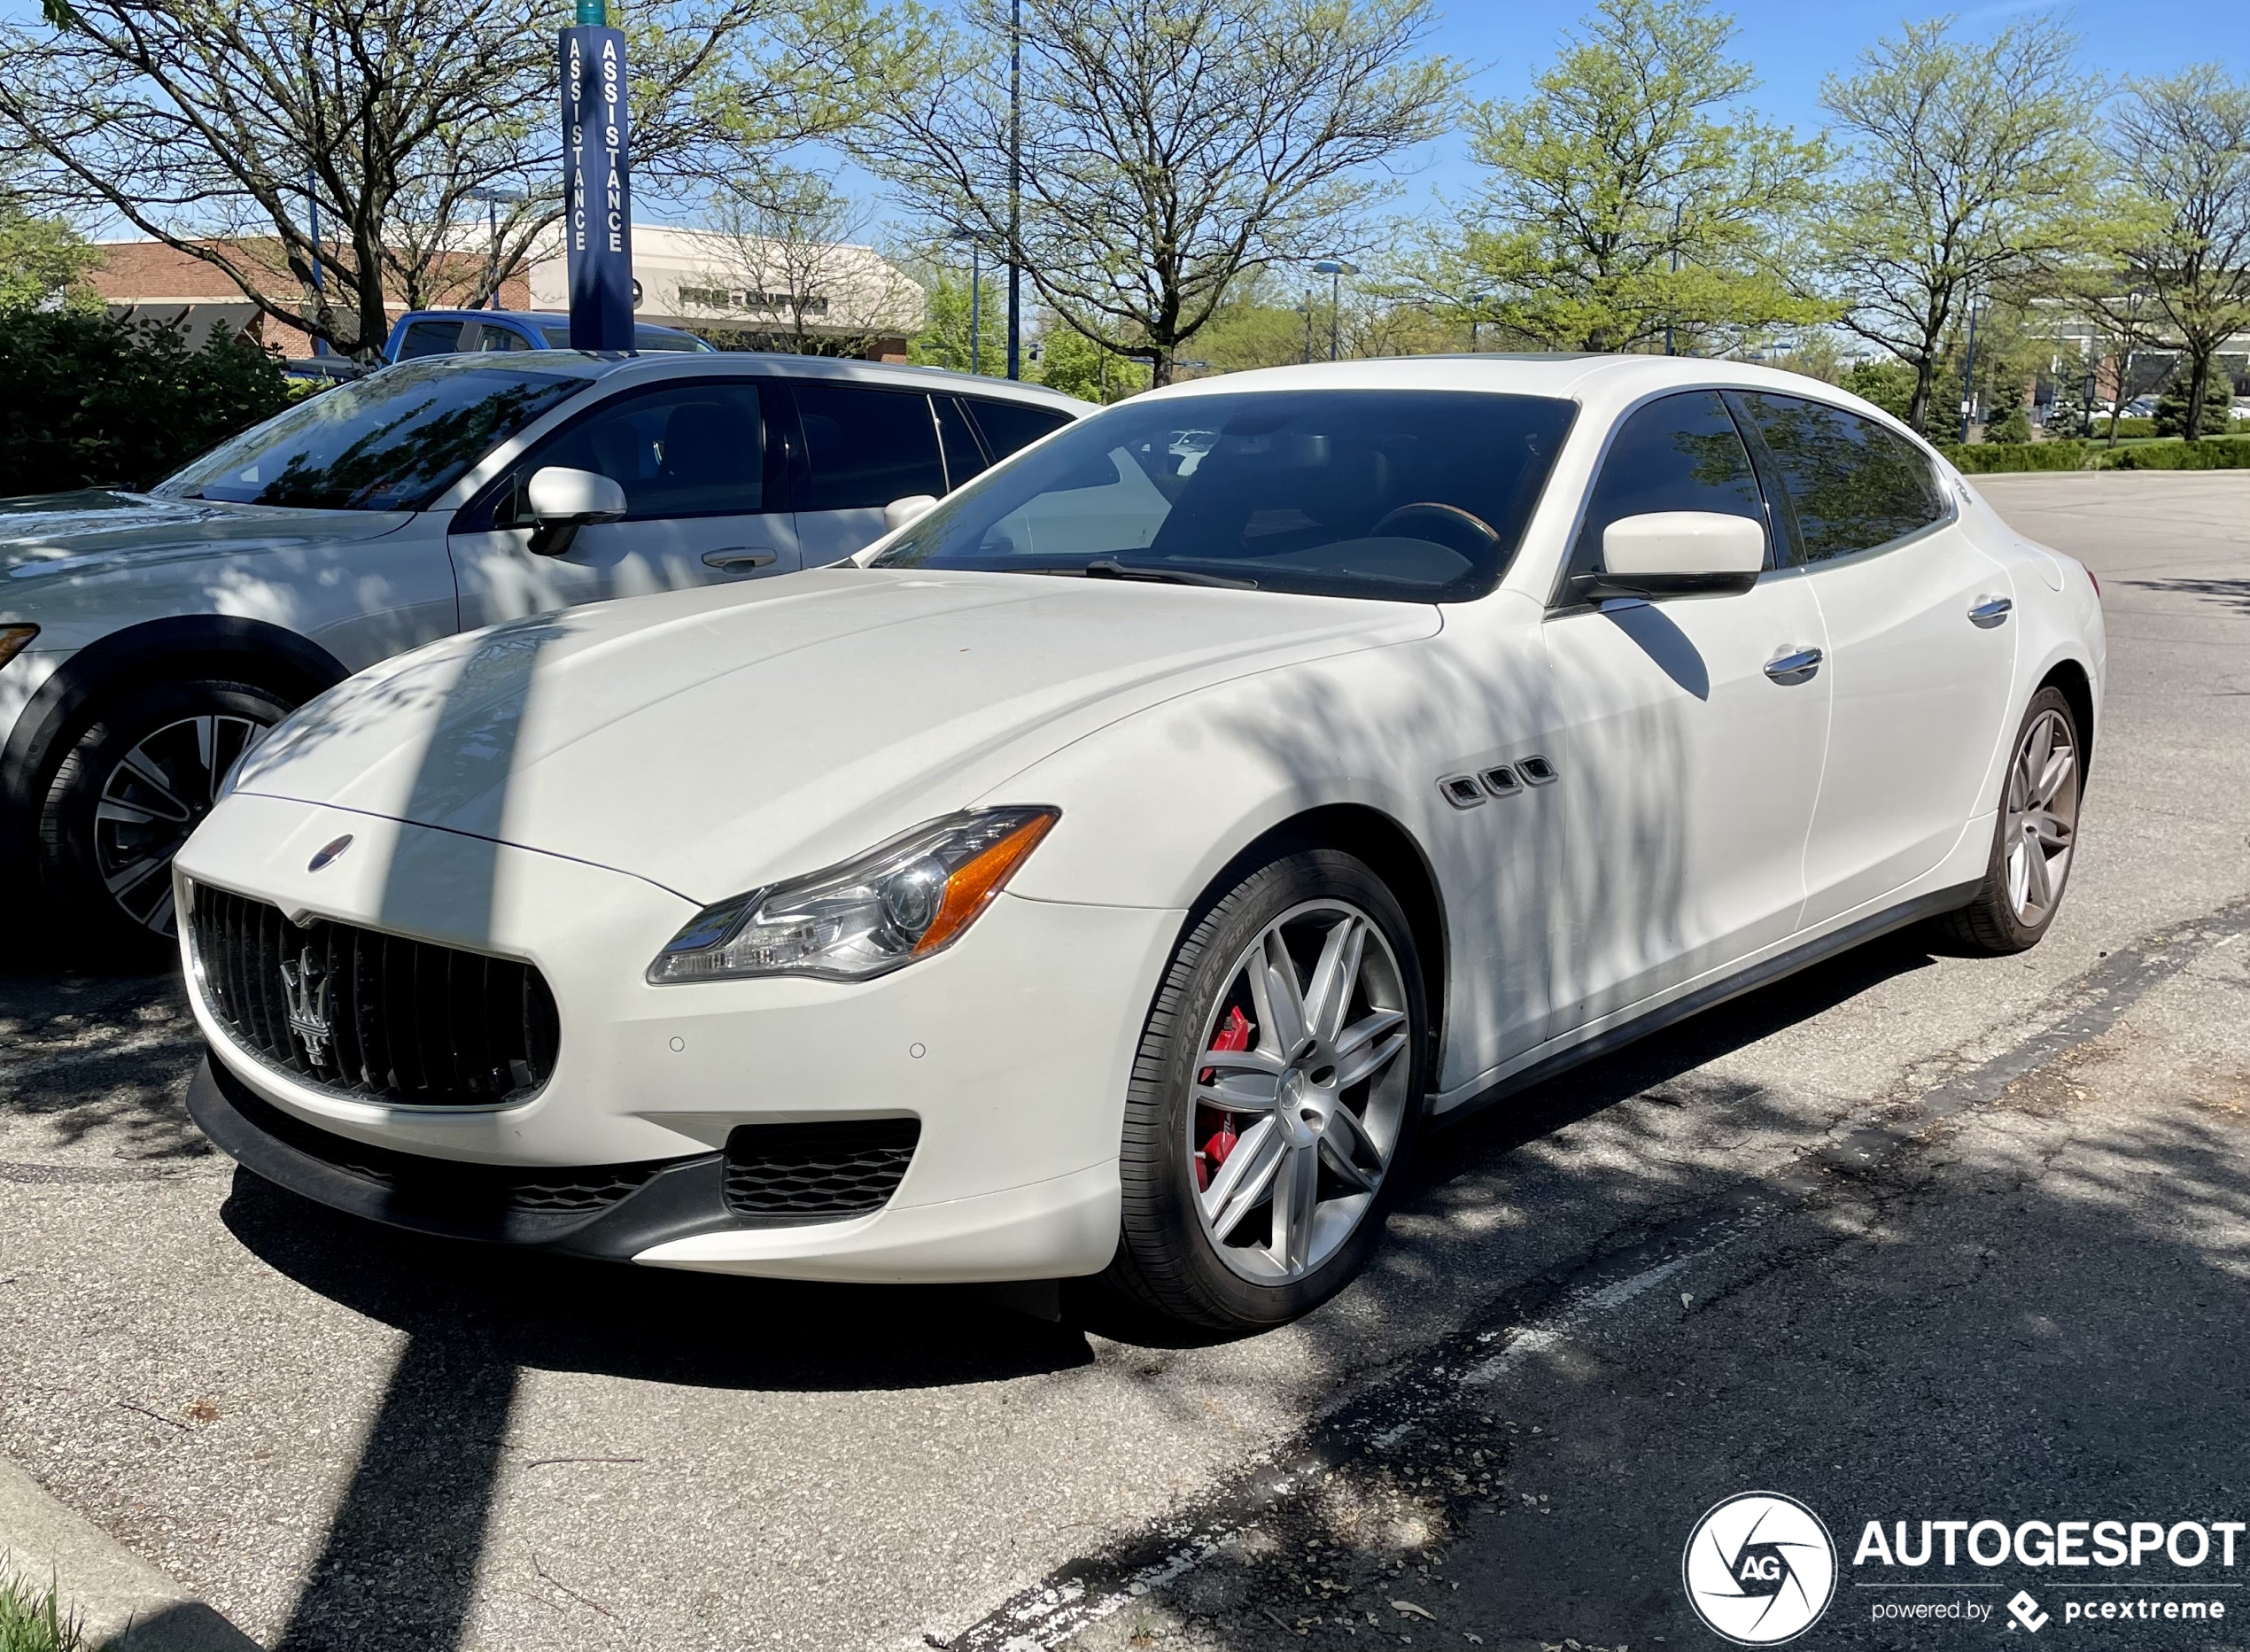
[448,378,800,628]
[1540,390,1834,1035]
[1729,392,2020,925]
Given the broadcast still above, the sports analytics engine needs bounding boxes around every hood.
[232,566,1438,900]
[0,492,410,583]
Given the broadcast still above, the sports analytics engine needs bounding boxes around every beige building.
[89,223,923,361]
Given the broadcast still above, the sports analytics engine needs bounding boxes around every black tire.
[1102,847,1430,1332]
[1935,685,2083,956]
[37,676,292,958]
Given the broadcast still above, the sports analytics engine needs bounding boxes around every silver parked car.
[0,352,1085,951]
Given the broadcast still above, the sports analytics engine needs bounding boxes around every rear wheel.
[1104,848,1428,1332]
[1936,686,2082,955]
[38,677,290,956]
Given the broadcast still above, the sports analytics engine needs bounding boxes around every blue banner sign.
[561,24,632,351]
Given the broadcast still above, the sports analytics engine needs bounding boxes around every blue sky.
[818,0,2249,243]
[1388,0,2250,203]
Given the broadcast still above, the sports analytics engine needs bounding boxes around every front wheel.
[1936,685,2083,955]
[37,676,290,956]
[1104,848,1429,1332]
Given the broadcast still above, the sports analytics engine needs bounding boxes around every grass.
[0,1571,85,1652]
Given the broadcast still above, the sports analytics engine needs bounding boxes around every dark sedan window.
[159,361,594,511]
[966,398,1073,460]
[1569,392,1770,581]
[492,382,765,524]
[875,389,1576,603]
[1734,394,1948,562]
[793,383,947,510]
[397,320,467,359]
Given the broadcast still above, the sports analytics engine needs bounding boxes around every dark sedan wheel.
[1104,847,1429,1332]
[39,678,289,952]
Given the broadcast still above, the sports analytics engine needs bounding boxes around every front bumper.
[175,793,1180,1281]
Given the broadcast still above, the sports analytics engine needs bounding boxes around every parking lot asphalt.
[1,471,2244,1652]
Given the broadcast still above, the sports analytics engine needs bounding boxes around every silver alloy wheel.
[2004,707,2078,927]
[94,713,266,935]
[1188,899,1413,1285]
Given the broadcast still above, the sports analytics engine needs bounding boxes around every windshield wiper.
[1082,557,1257,590]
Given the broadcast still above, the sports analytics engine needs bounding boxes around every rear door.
[786,381,950,566]
[448,376,800,627]
[1730,392,2017,926]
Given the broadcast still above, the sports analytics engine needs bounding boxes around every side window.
[497,382,764,524]
[1568,391,1768,581]
[935,396,989,491]
[1734,394,1948,562]
[966,399,1072,461]
[475,324,533,353]
[397,320,467,359]
[792,384,946,510]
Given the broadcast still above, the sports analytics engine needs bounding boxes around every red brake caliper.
[1194,1005,1252,1191]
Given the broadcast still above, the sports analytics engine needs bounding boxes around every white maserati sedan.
[174,355,2103,1332]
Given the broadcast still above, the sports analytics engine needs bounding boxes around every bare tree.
[2087,66,2250,440]
[0,0,913,355]
[686,171,922,355]
[857,0,1461,385]
[1813,16,2104,434]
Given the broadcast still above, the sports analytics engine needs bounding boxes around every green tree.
[0,190,101,311]
[1417,0,1827,353]
[1031,319,1149,402]
[858,0,1462,384]
[1813,16,2103,435]
[1844,358,1917,422]
[2088,66,2250,444]
[2153,368,2233,437]
[0,309,291,493]
[907,259,1009,376]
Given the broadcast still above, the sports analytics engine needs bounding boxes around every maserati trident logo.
[307,834,353,873]
[280,947,334,1065]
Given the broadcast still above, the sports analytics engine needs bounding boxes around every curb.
[0,1458,260,1651]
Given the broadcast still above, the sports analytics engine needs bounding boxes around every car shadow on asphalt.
[213,921,1943,1649]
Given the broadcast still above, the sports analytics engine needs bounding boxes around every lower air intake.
[722,1119,920,1224]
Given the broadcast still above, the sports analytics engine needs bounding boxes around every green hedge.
[0,308,293,497]
[1937,439,2092,473]
[2101,434,2250,469]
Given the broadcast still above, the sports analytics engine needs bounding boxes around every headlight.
[647,806,1059,984]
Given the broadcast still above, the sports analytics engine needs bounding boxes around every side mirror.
[1587,511,1765,599]
[524,466,626,557]
[883,493,940,534]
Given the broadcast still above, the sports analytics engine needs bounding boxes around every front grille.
[723,1119,919,1223]
[187,882,560,1108]
[215,1061,690,1214]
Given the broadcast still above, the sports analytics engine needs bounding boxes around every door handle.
[1967,595,2013,626]
[1764,646,1823,684]
[702,547,777,572]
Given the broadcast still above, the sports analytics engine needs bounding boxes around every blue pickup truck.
[380,308,715,361]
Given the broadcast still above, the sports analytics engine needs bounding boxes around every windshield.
[872,389,1575,601]
[158,361,594,510]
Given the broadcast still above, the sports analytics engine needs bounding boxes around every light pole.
[1311,259,1356,361]
[1005,0,1021,379]
[1465,290,1493,353]
[1664,198,1686,357]
[1302,287,1314,364]
[466,186,526,309]
[950,230,982,376]
[305,169,327,356]
[1959,296,1982,444]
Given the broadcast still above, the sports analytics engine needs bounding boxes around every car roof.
[361,345,1091,411]
[1127,353,1931,454]
[403,308,700,336]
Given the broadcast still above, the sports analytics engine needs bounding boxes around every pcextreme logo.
[1682,1492,1839,1646]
